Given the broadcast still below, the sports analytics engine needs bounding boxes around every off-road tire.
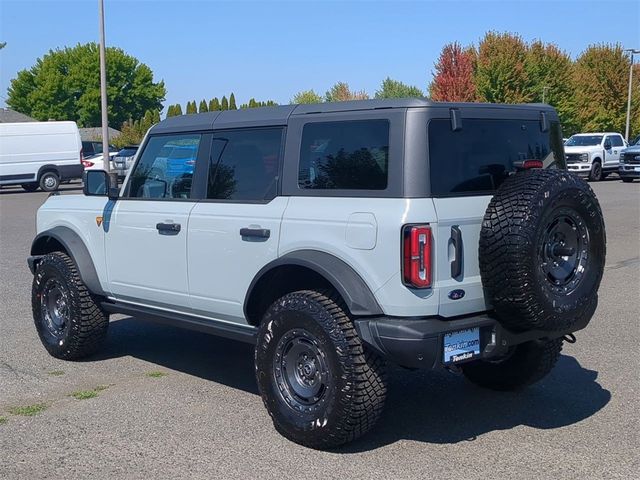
[255,290,387,449]
[32,252,108,359]
[589,161,602,181]
[39,171,60,192]
[21,183,39,192]
[461,338,563,391]
[480,169,605,332]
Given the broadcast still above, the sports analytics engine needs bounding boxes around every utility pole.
[98,0,115,183]
[624,49,640,143]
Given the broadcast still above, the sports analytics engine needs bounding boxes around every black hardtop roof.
[150,99,557,134]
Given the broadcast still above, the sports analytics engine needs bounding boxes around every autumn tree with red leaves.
[429,42,476,102]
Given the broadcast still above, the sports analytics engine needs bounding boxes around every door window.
[128,134,201,199]
[207,128,283,201]
[610,135,624,147]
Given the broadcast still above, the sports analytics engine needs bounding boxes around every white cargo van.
[0,121,84,192]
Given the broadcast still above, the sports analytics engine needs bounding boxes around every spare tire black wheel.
[479,169,605,332]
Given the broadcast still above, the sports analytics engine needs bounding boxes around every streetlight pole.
[98,0,115,181]
[624,49,640,143]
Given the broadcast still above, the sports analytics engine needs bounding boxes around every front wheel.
[255,290,387,449]
[589,161,602,181]
[461,338,563,391]
[621,177,634,183]
[21,183,39,192]
[32,252,109,359]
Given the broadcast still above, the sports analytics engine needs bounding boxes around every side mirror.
[83,170,119,200]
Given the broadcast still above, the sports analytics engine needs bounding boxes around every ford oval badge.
[448,289,466,300]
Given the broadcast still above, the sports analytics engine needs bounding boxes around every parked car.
[564,132,627,181]
[81,141,117,159]
[0,121,84,192]
[112,145,139,179]
[83,151,118,172]
[619,135,640,183]
[27,100,606,449]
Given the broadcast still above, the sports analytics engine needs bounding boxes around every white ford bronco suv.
[28,99,606,449]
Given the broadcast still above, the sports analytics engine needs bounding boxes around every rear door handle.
[240,227,270,239]
[451,225,462,278]
[156,222,181,235]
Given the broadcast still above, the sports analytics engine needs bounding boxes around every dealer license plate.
[443,327,480,364]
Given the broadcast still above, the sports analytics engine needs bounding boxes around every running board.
[101,301,258,344]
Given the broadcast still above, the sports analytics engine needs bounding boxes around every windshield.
[566,135,602,146]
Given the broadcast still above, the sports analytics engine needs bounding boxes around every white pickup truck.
[565,132,627,181]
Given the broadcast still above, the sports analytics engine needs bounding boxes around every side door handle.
[240,227,270,239]
[451,225,462,278]
[156,222,181,235]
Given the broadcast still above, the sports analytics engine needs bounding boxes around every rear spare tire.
[479,169,605,332]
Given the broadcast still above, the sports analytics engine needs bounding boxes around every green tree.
[475,32,531,103]
[375,77,423,99]
[573,44,637,134]
[229,93,237,110]
[173,103,183,116]
[221,96,229,110]
[325,82,369,102]
[524,41,578,134]
[292,89,323,104]
[186,101,197,114]
[209,97,221,111]
[114,109,160,148]
[6,43,165,127]
[166,105,175,117]
[199,99,208,113]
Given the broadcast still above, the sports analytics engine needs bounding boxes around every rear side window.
[428,119,565,196]
[128,134,200,199]
[207,128,283,201]
[298,120,389,190]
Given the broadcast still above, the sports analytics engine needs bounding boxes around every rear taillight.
[402,225,432,288]
[82,160,94,167]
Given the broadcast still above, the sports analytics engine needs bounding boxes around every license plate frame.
[443,327,481,364]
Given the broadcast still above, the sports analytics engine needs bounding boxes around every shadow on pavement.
[97,316,610,451]
[0,185,82,195]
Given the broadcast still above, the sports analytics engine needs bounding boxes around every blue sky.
[1,0,639,112]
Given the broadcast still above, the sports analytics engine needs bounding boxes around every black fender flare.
[36,164,60,180]
[29,226,105,296]
[244,250,383,319]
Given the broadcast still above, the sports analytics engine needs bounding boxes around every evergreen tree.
[229,93,237,110]
[166,105,175,117]
[174,103,183,116]
[199,99,209,113]
[209,97,221,111]
[186,101,197,114]
[221,96,229,110]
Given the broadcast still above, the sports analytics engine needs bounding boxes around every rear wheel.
[39,171,60,192]
[255,290,387,449]
[32,252,109,359]
[461,338,563,391]
[21,183,39,192]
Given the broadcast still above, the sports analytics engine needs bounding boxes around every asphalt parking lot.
[0,179,638,479]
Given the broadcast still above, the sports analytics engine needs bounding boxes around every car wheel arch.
[244,250,383,326]
[30,226,105,297]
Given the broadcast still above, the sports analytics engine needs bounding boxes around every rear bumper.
[354,313,589,369]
